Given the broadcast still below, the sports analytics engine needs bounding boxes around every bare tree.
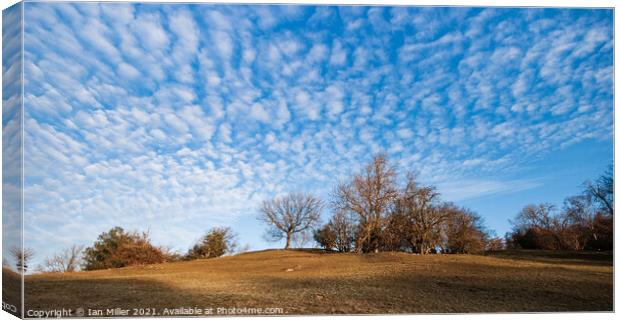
[443,205,488,253]
[585,165,613,215]
[330,210,357,252]
[395,175,450,254]
[10,247,34,273]
[507,203,563,250]
[315,210,356,252]
[39,245,84,273]
[259,193,323,249]
[332,154,398,253]
[291,230,312,248]
[561,195,596,250]
[511,203,556,230]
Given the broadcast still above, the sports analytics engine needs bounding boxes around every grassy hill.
[21,249,612,315]
[2,267,21,317]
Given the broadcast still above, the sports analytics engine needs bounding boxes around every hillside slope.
[23,250,612,315]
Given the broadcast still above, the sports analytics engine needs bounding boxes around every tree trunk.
[355,236,364,254]
[284,233,292,249]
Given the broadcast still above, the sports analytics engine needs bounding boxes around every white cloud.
[249,103,270,123]
[397,128,414,139]
[117,62,141,79]
[438,178,543,201]
[329,40,347,66]
[164,113,189,134]
[325,84,345,119]
[150,128,167,140]
[212,30,233,59]
[132,13,169,51]
[306,43,328,62]
[217,123,232,143]
[295,90,321,121]
[275,99,291,128]
[81,20,122,63]
[20,4,612,266]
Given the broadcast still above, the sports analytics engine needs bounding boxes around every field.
[15,249,614,316]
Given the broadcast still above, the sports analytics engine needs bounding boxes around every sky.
[6,3,614,269]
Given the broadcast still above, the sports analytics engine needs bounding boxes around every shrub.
[443,206,488,254]
[485,237,505,251]
[186,227,238,260]
[586,213,613,251]
[505,227,560,250]
[82,227,166,270]
[314,224,337,251]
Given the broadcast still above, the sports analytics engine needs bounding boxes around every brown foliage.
[313,224,337,251]
[332,154,398,253]
[330,155,493,254]
[508,167,613,251]
[443,205,488,253]
[82,227,167,270]
[186,227,238,259]
[393,175,448,254]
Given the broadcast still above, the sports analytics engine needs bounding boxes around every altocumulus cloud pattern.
[20,4,612,264]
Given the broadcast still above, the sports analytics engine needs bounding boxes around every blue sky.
[2,2,23,267]
[14,3,613,267]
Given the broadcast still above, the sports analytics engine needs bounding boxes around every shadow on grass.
[21,250,613,316]
[24,277,256,317]
[252,266,613,314]
[2,267,22,318]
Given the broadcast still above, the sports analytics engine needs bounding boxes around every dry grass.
[20,249,612,315]
[2,267,21,317]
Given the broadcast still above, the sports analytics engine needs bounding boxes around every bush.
[586,213,613,251]
[186,227,238,260]
[485,237,505,251]
[443,207,488,254]
[505,227,561,250]
[314,224,337,251]
[82,227,167,270]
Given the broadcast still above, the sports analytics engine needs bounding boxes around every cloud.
[117,62,141,79]
[19,4,613,268]
[324,84,345,119]
[294,90,321,121]
[249,103,269,123]
[438,178,544,202]
[329,39,347,66]
[131,12,169,51]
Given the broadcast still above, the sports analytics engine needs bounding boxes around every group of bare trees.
[38,245,84,273]
[506,166,613,251]
[259,155,498,254]
[8,245,82,273]
[12,160,609,274]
